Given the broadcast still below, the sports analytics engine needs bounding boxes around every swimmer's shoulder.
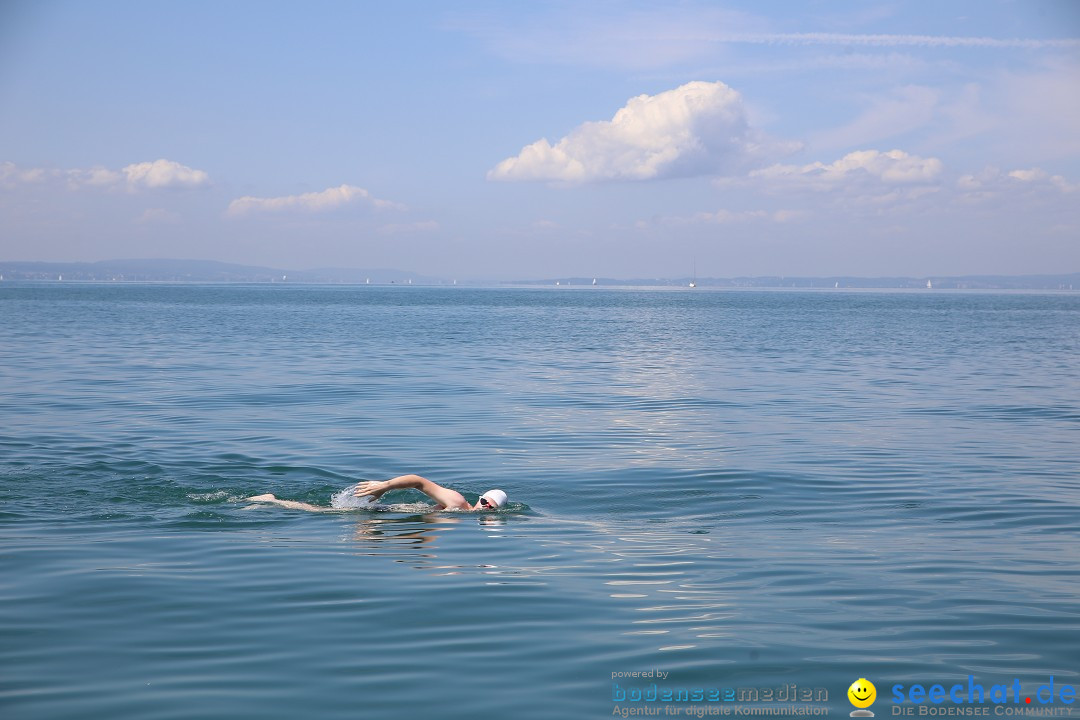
[439,496,473,511]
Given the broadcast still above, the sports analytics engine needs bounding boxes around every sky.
[1,0,1078,280]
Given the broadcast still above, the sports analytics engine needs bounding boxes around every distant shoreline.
[2,279,1078,295]
[1,259,1077,291]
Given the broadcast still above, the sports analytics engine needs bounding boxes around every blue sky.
[1,0,1078,279]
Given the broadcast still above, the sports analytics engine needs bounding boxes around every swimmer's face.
[477,497,495,511]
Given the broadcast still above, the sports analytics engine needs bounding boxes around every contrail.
[712,32,1079,50]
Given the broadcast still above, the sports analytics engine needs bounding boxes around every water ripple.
[2,285,1079,718]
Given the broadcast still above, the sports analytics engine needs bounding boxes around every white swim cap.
[480,489,508,509]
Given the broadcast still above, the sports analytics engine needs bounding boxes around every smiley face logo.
[848,678,876,716]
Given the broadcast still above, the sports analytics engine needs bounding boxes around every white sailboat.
[926,279,933,289]
[689,258,697,288]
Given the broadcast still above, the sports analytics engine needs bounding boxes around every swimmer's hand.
[354,480,389,500]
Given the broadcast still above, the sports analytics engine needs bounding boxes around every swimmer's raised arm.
[355,474,470,510]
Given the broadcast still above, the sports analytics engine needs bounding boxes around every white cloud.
[122,159,209,189]
[0,161,48,188]
[227,184,404,216]
[1008,168,1049,183]
[2,159,209,191]
[71,167,124,188]
[700,149,950,220]
[956,166,1076,201]
[488,81,796,183]
[725,152,1074,224]
[752,149,944,187]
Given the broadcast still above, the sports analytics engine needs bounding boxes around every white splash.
[330,484,376,510]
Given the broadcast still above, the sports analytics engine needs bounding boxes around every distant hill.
[0,259,447,285]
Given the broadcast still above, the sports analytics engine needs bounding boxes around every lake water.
[1,284,1078,720]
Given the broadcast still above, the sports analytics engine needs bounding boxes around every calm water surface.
[1,284,1078,719]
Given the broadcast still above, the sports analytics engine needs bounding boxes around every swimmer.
[247,474,508,512]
